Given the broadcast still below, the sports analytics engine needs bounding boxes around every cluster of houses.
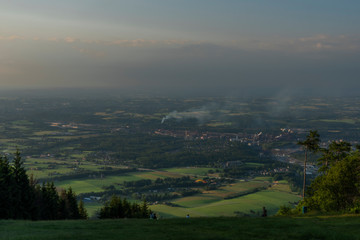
[83,196,101,202]
[259,166,290,176]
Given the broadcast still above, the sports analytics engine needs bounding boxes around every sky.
[1,0,360,96]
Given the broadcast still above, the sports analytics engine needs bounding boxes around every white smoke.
[161,106,214,124]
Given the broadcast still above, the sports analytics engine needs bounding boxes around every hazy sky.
[1,0,360,96]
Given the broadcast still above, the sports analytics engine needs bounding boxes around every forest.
[0,150,149,220]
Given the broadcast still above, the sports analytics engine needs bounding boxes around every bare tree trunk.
[302,150,307,198]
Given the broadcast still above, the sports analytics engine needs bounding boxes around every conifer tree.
[99,195,150,219]
[141,198,150,218]
[12,149,32,219]
[298,130,320,198]
[0,155,14,219]
[0,150,85,221]
[122,198,131,218]
[58,189,69,220]
[318,141,352,173]
[78,200,88,219]
[65,187,80,219]
[328,141,351,163]
[40,182,59,220]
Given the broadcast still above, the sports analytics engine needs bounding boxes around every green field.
[54,170,184,194]
[37,167,301,219]
[149,179,300,218]
[55,174,141,194]
[151,188,300,218]
[22,153,300,220]
[1,216,360,240]
[25,157,129,179]
[162,167,215,176]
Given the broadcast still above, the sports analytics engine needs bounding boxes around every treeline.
[0,150,151,220]
[99,196,150,219]
[38,168,137,182]
[123,176,200,189]
[77,176,204,203]
[123,176,204,201]
[0,150,87,220]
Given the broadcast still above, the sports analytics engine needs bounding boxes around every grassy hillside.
[54,173,300,218]
[1,216,360,240]
[150,180,300,218]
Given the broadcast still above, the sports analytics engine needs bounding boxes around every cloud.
[229,34,360,53]
[299,34,329,42]
[106,39,197,47]
[0,34,196,50]
[0,35,24,41]
[3,33,359,53]
[286,34,360,52]
[1,33,360,96]
[71,46,106,58]
[48,37,59,42]
[64,37,76,43]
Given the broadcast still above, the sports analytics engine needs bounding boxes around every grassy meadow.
[150,180,300,218]
[30,164,301,219]
[1,216,360,240]
[161,167,215,176]
[54,170,185,194]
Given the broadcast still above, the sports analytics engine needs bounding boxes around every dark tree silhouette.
[0,150,87,220]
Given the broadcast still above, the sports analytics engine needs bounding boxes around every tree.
[40,182,59,220]
[0,155,14,219]
[99,195,123,219]
[318,141,351,173]
[99,195,150,219]
[317,148,332,173]
[58,190,68,220]
[0,150,85,221]
[12,149,33,219]
[298,130,320,198]
[304,152,360,212]
[140,198,150,218]
[58,187,80,220]
[78,200,88,219]
[328,141,351,163]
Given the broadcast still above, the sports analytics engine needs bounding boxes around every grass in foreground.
[1,216,360,240]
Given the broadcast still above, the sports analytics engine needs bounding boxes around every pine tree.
[58,189,69,219]
[66,187,80,219]
[298,130,320,198]
[122,198,131,218]
[0,155,14,219]
[328,141,351,163]
[12,149,33,219]
[40,182,60,220]
[78,200,88,219]
[99,195,150,219]
[140,198,150,218]
[0,150,84,221]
